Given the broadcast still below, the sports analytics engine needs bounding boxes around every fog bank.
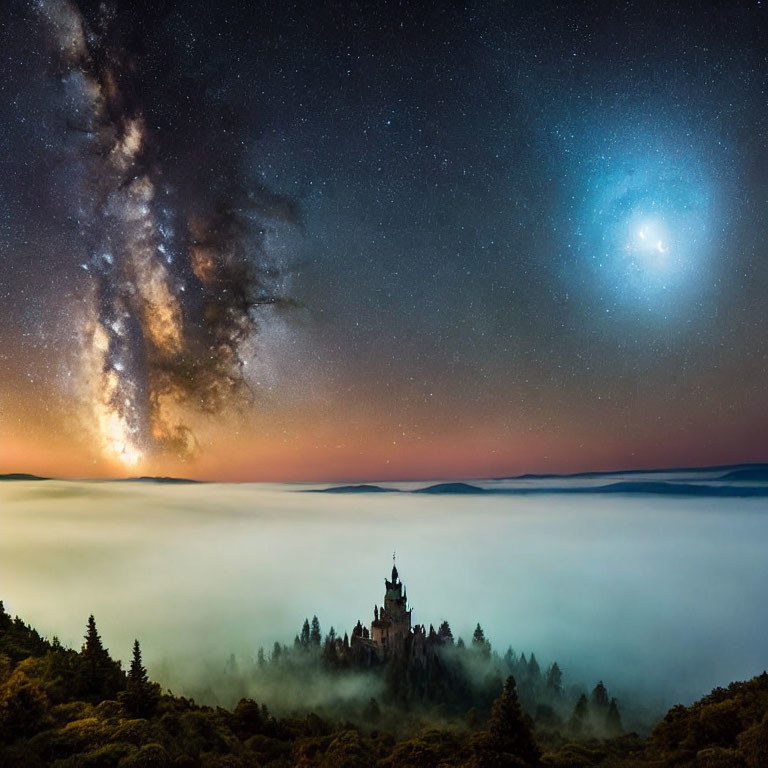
[2,480,766,717]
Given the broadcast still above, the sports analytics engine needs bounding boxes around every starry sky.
[0,0,766,481]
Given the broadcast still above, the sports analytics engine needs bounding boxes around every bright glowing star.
[628,218,672,272]
[575,130,716,314]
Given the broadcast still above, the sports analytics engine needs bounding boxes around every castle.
[349,559,453,664]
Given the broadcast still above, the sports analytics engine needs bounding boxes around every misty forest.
[2,589,768,767]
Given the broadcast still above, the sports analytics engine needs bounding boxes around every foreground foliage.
[1,602,766,767]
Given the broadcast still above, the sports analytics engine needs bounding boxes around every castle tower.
[370,559,412,656]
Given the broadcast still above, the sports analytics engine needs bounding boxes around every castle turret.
[371,558,412,656]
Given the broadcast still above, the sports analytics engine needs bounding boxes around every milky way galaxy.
[35,0,299,466]
[1,0,767,480]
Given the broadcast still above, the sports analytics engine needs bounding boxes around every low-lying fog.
[2,480,766,720]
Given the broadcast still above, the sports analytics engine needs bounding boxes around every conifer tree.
[119,639,159,717]
[78,615,124,701]
[83,615,103,657]
[546,661,563,696]
[472,623,491,658]
[323,628,337,665]
[528,653,541,682]
[484,676,540,765]
[300,618,311,648]
[0,601,10,631]
[591,680,610,712]
[570,693,589,735]
[129,640,148,687]
[310,616,321,647]
[606,697,623,736]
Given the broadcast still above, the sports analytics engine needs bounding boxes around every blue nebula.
[571,129,719,316]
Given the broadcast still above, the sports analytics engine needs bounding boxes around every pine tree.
[323,627,337,665]
[570,693,589,735]
[484,676,540,765]
[546,661,563,696]
[310,615,321,647]
[472,623,490,658]
[78,615,124,701]
[437,620,453,643]
[0,601,10,631]
[119,639,159,717]
[300,618,311,648]
[606,697,623,736]
[129,640,148,687]
[591,680,610,712]
[528,653,541,682]
[83,615,103,657]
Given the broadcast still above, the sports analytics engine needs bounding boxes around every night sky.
[1,0,766,481]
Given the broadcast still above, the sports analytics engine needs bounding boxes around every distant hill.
[312,484,397,493]
[0,473,48,481]
[414,482,487,494]
[498,462,768,481]
[123,476,202,484]
[719,467,768,482]
[585,481,768,497]
[310,478,768,497]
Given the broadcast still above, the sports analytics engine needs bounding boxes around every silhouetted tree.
[570,693,589,735]
[310,615,321,647]
[0,601,10,631]
[300,618,311,648]
[272,642,282,663]
[546,662,563,696]
[323,628,337,665]
[119,640,159,717]
[483,676,540,765]
[472,623,491,659]
[528,653,541,683]
[591,680,610,714]
[77,615,124,701]
[606,697,623,736]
